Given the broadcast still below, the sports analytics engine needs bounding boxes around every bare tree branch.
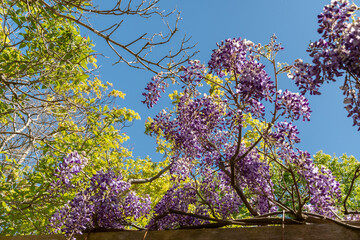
[37,0,197,75]
[343,165,360,215]
[128,162,172,184]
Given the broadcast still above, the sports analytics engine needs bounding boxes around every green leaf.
[1,201,11,212]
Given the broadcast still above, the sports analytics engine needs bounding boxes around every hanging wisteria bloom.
[289,0,360,129]
[275,90,311,121]
[142,72,168,108]
[208,38,275,101]
[50,169,151,239]
[53,151,88,188]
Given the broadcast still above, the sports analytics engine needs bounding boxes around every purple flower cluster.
[341,84,360,129]
[50,171,151,239]
[289,0,360,129]
[317,0,355,41]
[208,38,253,77]
[281,150,341,217]
[53,151,88,188]
[169,157,193,179]
[198,169,242,218]
[148,183,208,230]
[151,94,227,171]
[288,59,321,95]
[50,194,94,236]
[231,148,276,214]
[342,19,360,77]
[150,170,243,230]
[268,121,301,145]
[179,60,206,86]
[245,98,265,118]
[142,73,168,108]
[275,90,311,121]
[341,16,360,129]
[290,1,356,93]
[208,38,274,101]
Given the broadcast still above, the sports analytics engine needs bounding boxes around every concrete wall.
[1,223,360,240]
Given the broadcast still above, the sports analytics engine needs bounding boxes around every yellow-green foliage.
[205,74,224,97]
[0,0,154,235]
[313,151,360,214]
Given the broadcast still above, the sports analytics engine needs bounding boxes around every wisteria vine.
[49,0,360,237]
[289,0,360,129]
[50,161,151,239]
[144,35,340,227]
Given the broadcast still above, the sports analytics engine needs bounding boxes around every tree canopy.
[1,0,360,239]
[0,0,192,235]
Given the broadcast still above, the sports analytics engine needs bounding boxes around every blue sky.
[90,0,360,160]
